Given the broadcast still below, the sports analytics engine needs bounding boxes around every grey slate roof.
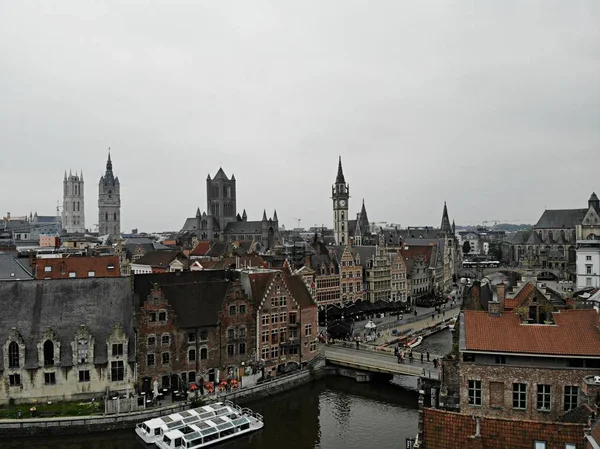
[0,277,134,369]
[505,230,531,244]
[525,231,543,245]
[534,209,587,229]
[223,220,263,234]
[0,254,33,280]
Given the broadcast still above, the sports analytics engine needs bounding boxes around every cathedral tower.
[62,170,85,233]
[206,168,237,232]
[98,151,121,237]
[332,156,349,245]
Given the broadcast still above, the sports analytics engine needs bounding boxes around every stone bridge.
[458,266,564,280]
[324,345,440,380]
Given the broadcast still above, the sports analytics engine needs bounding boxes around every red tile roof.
[503,298,519,310]
[464,309,600,356]
[400,244,434,264]
[423,408,585,449]
[190,241,211,257]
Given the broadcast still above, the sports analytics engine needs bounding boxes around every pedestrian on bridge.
[420,353,424,364]
[426,352,430,362]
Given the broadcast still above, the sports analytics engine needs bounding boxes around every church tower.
[440,201,452,236]
[332,156,349,245]
[206,168,237,232]
[62,170,85,233]
[98,150,121,237]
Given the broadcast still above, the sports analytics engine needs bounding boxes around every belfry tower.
[98,150,121,237]
[332,156,349,245]
[62,170,85,233]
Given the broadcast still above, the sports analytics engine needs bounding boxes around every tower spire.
[106,148,113,171]
[441,201,452,235]
[336,156,346,184]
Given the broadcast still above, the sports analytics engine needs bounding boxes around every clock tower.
[98,150,121,237]
[332,156,349,245]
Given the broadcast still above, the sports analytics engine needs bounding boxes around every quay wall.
[0,359,326,438]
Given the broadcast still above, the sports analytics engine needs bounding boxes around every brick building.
[390,249,409,302]
[336,245,364,303]
[239,268,319,377]
[32,255,121,279]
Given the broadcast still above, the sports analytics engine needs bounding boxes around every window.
[189,372,196,383]
[305,324,312,336]
[88,271,95,277]
[289,313,297,325]
[188,349,196,362]
[200,348,208,360]
[310,341,317,351]
[280,297,287,307]
[9,374,21,386]
[44,372,56,385]
[587,255,592,261]
[112,343,123,357]
[239,343,246,355]
[534,442,546,449]
[238,327,247,339]
[271,313,279,324]
[280,312,287,323]
[44,266,52,272]
[188,332,196,343]
[161,334,170,345]
[564,444,576,449]
[262,330,269,343]
[111,361,124,381]
[69,272,76,278]
[43,340,54,366]
[78,370,90,382]
[227,328,235,340]
[149,312,157,322]
[227,344,235,357]
[513,383,527,409]
[8,341,19,368]
[162,352,170,365]
[271,329,279,344]
[147,354,155,366]
[107,264,115,270]
[158,311,167,321]
[587,265,592,275]
[261,315,269,325]
[537,384,551,411]
[271,346,278,358]
[261,347,269,360]
[229,305,236,315]
[147,336,156,346]
[239,305,246,314]
[280,328,287,341]
[494,355,506,365]
[468,380,482,406]
[564,386,578,412]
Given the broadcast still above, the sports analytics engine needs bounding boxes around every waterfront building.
[390,249,409,302]
[239,268,319,377]
[62,170,85,234]
[364,245,391,302]
[335,245,364,303]
[401,242,434,302]
[135,271,254,390]
[32,254,121,279]
[0,278,135,405]
[98,151,121,238]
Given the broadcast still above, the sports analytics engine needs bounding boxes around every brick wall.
[423,408,584,449]
[301,305,319,363]
[460,363,597,422]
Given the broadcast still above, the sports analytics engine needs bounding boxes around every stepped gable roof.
[463,309,600,356]
[0,278,134,368]
[190,241,212,257]
[224,221,264,234]
[135,250,187,268]
[241,271,274,303]
[534,208,587,229]
[205,242,227,258]
[284,273,317,307]
[0,254,33,280]
[158,280,231,328]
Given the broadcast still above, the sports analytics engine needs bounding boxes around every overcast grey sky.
[1,1,599,232]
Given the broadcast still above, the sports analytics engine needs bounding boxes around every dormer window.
[8,341,19,368]
[43,340,54,366]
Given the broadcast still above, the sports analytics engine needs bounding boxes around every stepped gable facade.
[0,277,135,405]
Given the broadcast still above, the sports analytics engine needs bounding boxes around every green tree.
[462,240,471,255]
[488,243,503,261]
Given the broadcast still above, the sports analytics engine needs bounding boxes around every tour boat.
[135,401,234,445]
[408,336,423,349]
[154,406,264,449]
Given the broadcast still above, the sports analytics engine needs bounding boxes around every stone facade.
[62,170,85,233]
[364,246,391,302]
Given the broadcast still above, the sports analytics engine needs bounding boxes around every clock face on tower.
[340,200,346,207]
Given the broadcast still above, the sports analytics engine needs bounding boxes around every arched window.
[105,212,108,221]
[113,212,117,221]
[223,185,228,198]
[8,341,19,368]
[43,340,54,366]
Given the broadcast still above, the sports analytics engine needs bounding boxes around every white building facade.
[576,240,600,289]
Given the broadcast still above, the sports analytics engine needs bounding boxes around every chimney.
[471,280,481,306]
[496,282,505,312]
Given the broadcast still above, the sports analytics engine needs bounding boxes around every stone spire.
[106,148,113,172]
[242,209,247,221]
[336,156,346,184]
[589,192,600,214]
[441,202,452,235]
[262,210,267,221]
[273,210,278,222]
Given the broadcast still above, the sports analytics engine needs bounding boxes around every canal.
[4,330,453,449]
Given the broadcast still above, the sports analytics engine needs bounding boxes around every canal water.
[3,332,452,449]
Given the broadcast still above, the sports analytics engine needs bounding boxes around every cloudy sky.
[1,1,599,232]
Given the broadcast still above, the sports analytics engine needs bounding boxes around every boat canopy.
[183,416,200,425]
[217,422,234,432]
[232,417,250,427]
[199,411,215,420]
[182,431,202,442]
[200,427,218,437]
[166,420,183,430]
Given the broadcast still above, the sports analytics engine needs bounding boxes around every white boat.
[135,401,232,445]
[155,406,263,449]
[408,336,423,349]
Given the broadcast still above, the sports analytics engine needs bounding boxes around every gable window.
[271,313,279,324]
[279,297,287,307]
[147,354,155,366]
[112,343,124,357]
[229,305,236,315]
[158,311,167,321]
[161,352,170,365]
[513,383,527,409]
[78,370,90,382]
[161,334,170,345]
[261,315,269,325]
[111,361,124,381]
[200,348,208,360]
[468,380,482,406]
[199,331,208,341]
[149,312,157,322]
[147,336,156,346]
[43,340,55,366]
[537,384,551,411]
[238,327,247,339]
[8,341,19,368]
[239,305,246,314]
[227,328,235,340]
[9,374,21,386]
[44,372,56,385]
[564,386,578,412]
[77,339,89,364]
[188,349,196,362]
[188,333,195,343]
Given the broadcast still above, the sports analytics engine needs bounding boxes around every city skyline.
[1,2,599,231]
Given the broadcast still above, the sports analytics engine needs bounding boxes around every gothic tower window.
[43,340,54,366]
[114,212,117,221]
[223,185,228,198]
[105,212,108,221]
[8,341,19,368]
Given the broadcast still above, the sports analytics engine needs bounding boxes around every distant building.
[576,239,600,289]
[130,250,188,274]
[32,255,121,279]
[98,151,121,238]
[62,170,85,234]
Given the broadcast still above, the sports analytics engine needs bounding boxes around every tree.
[488,243,502,261]
[462,240,471,256]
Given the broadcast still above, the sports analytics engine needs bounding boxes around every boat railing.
[254,412,263,422]
[224,400,234,408]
